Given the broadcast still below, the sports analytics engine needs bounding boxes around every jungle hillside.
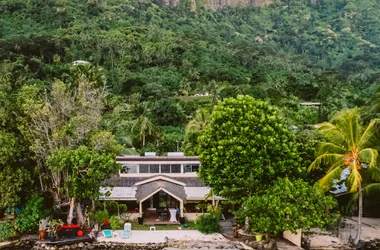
[1,0,380,238]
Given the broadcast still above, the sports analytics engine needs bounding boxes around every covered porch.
[135,177,186,223]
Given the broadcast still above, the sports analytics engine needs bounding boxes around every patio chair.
[120,223,131,239]
[103,229,112,238]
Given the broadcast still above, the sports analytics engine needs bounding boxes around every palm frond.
[359,148,378,169]
[330,108,361,147]
[318,163,345,191]
[367,167,380,182]
[318,142,345,155]
[318,123,347,147]
[308,153,344,172]
[347,165,362,193]
[358,119,380,149]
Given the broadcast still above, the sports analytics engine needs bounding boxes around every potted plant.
[255,233,263,242]
[47,219,63,241]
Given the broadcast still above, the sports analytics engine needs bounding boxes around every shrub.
[0,220,17,242]
[195,213,220,234]
[93,210,109,225]
[109,215,123,230]
[14,194,50,233]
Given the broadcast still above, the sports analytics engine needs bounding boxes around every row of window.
[121,164,199,174]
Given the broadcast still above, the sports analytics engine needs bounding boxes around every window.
[139,164,159,173]
[140,164,149,173]
[121,164,138,173]
[171,164,181,173]
[150,164,159,173]
[159,164,181,173]
[161,164,170,173]
[184,164,199,173]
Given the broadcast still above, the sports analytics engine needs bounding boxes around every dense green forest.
[1,0,380,239]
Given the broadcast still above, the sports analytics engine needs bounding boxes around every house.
[100,152,223,222]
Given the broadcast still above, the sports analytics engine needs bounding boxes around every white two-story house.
[100,152,223,223]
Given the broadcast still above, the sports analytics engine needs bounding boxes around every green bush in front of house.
[195,213,220,234]
[0,220,17,242]
[109,215,123,230]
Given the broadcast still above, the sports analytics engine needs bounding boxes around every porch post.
[139,201,143,217]
[180,200,184,217]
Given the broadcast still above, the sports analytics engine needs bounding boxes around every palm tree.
[183,109,211,155]
[308,108,380,245]
[131,102,157,147]
[186,109,211,133]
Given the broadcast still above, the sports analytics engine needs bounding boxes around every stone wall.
[0,240,168,250]
[0,239,246,250]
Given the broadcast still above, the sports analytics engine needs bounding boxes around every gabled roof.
[134,176,186,186]
[135,180,186,202]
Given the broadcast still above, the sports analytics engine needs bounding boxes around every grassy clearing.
[176,95,211,103]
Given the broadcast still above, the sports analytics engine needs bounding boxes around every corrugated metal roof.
[116,156,199,162]
[99,187,137,200]
[184,187,224,200]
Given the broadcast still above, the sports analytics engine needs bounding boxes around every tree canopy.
[238,178,338,234]
[198,95,302,204]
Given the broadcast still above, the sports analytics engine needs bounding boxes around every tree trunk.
[244,216,250,233]
[354,185,363,246]
[67,197,75,225]
[75,201,85,226]
[143,135,145,147]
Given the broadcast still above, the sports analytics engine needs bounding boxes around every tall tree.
[308,108,380,245]
[199,95,302,205]
[20,65,120,224]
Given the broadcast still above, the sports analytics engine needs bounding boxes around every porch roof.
[99,186,225,201]
[135,180,186,202]
[184,187,225,200]
[99,187,137,200]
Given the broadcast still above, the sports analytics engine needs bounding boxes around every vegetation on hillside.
[0,0,380,242]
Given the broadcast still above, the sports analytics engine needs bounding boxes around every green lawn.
[131,222,196,230]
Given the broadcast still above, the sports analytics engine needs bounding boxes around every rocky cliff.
[156,0,273,10]
[152,0,318,11]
